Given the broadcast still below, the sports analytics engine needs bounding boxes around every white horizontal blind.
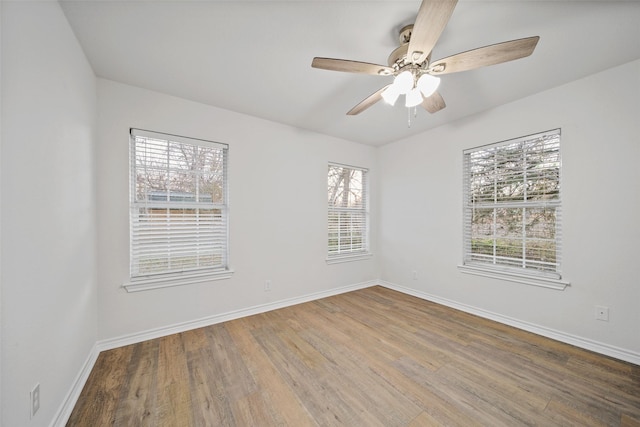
[328,163,369,256]
[130,128,228,279]
[462,129,562,278]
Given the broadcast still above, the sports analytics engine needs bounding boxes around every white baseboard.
[50,343,100,427]
[379,280,640,366]
[54,280,376,426]
[97,280,377,352]
[53,278,639,426]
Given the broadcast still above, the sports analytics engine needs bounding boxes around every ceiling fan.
[311,0,539,116]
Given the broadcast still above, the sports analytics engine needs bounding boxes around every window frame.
[327,162,372,264]
[458,129,569,290]
[124,128,232,292]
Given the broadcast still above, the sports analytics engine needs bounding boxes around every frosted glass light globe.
[381,85,400,105]
[417,74,441,98]
[405,87,423,108]
[393,71,414,95]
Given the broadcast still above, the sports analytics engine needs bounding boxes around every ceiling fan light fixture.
[381,85,400,105]
[394,70,414,95]
[311,0,539,119]
[417,74,440,98]
[405,87,423,108]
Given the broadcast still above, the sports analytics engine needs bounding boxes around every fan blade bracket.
[410,50,426,64]
[428,64,446,74]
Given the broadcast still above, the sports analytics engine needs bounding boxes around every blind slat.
[328,163,369,256]
[463,129,562,278]
[130,129,229,278]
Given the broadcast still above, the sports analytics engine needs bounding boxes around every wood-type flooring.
[68,286,640,426]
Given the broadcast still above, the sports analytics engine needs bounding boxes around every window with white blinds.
[328,163,370,260]
[462,129,563,283]
[129,129,229,285]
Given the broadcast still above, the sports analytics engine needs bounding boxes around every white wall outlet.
[595,305,609,321]
[30,383,40,418]
[412,270,418,280]
[264,280,272,292]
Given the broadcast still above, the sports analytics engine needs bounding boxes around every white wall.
[96,79,378,342]
[1,3,638,423]
[1,2,98,426]
[379,59,640,358]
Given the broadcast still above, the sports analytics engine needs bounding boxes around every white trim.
[129,130,230,280]
[328,161,369,172]
[49,281,376,425]
[50,344,100,427]
[50,278,640,426]
[327,163,370,257]
[99,280,377,351]
[123,269,234,292]
[462,129,563,281]
[458,264,569,290]
[379,280,640,366]
[463,128,561,153]
[130,127,228,150]
[326,252,373,264]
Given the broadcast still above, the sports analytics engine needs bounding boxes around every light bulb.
[417,74,440,98]
[381,85,400,106]
[405,87,423,108]
[393,71,414,95]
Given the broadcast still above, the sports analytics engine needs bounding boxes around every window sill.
[458,264,569,290]
[124,269,234,292]
[326,252,372,264]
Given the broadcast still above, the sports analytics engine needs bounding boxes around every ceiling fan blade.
[347,85,391,115]
[408,0,458,64]
[312,57,394,76]
[421,91,446,114]
[429,36,540,75]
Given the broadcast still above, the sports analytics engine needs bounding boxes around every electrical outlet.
[264,280,271,292]
[595,305,609,321]
[412,270,418,280]
[30,383,40,418]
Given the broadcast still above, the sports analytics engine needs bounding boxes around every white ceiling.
[60,1,640,146]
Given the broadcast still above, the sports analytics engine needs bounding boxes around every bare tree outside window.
[463,129,562,277]
[130,129,228,278]
[134,140,225,204]
[328,164,369,257]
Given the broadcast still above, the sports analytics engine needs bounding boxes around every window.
[127,128,231,291]
[461,129,567,289]
[327,163,370,262]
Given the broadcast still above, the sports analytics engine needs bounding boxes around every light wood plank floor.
[68,286,640,426]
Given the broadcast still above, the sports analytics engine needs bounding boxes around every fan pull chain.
[407,106,418,128]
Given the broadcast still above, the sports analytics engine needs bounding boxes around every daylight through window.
[462,129,562,279]
[328,163,369,259]
[129,129,229,280]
